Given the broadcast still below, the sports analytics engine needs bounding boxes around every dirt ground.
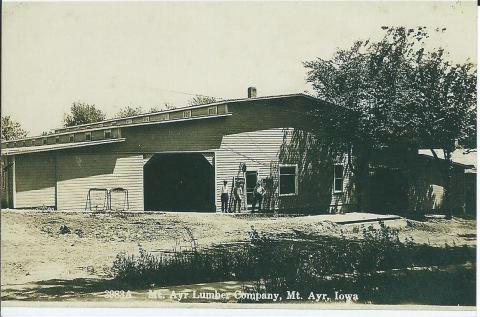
[1,210,476,289]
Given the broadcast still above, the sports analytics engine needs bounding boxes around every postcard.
[1,1,477,316]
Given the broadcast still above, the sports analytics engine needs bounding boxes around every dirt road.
[1,210,475,288]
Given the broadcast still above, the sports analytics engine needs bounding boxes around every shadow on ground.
[1,278,254,302]
[1,278,121,301]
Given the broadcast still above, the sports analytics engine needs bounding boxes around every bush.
[59,225,71,234]
[110,224,475,304]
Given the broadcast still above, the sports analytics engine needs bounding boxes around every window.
[55,137,60,144]
[69,134,75,142]
[208,106,217,115]
[143,116,150,123]
[183,110,191,118]
[279,164,298,196]
[42,138,47,145]
[333,164,344,193]
[125,119,133,124]
[104,129,112,139]
[85,132,91,141]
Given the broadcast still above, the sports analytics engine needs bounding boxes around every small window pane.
[208,106,217,115]
[334,165,344,192]
[280,166,296,175]
[334,165,343,177]
[334,178,343,192]
[280,175,296,195]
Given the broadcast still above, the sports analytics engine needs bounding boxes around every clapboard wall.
[14,153,56,208]
[214,128,354,213]
[215,128,287,211]
[56,153,144,210]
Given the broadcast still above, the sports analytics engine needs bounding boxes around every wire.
[156,89,223,100]
[220,145,273,167]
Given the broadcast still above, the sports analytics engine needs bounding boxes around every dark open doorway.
[144,153,215,212]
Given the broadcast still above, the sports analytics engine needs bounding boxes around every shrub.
[59,225,71,234]
[110,224,475,305]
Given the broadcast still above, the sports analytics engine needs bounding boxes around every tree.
[64,102,106,127]
[188,95,217,106]
[115,106,144,118]
[149,103,176,112]
[304,26,476,215]
[1,115,28,141]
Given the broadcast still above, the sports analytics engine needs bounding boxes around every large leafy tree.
[1,115,28,141]
[63,102,106,127]
[304,26,476,214]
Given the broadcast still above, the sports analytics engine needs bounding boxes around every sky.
[2,1,477,135]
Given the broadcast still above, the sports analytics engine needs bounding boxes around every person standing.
[233,182,243,213]
[252,180,266,213]
[220,180,229,213]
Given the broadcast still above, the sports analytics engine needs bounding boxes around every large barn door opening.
[144,153,215,212]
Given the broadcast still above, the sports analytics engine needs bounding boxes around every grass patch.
[111,222,475,305]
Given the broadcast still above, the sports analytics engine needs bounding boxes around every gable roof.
[1,93,318,154]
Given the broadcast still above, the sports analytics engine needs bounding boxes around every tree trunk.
[443,149,453,220]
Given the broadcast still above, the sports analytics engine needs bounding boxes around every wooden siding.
[215,128,355,213]
[406,159,467,213]
[329,155,355,213]
[215,128,286,211]
[97,96,322,154]
[15,153,56,208]
[56,153,144,210]
[1,156,14,208]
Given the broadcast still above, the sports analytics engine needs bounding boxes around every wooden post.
[11,156,16,209]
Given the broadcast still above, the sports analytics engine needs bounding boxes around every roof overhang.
[418,149,476,171]
[1,138,126,156]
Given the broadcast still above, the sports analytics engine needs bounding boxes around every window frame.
[183,110,192,119]
[333,164,344,193]
[104,129,112,139]
[208,106,218,115]
[278,164,298,197]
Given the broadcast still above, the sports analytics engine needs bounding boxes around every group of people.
[220,179,266,213]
